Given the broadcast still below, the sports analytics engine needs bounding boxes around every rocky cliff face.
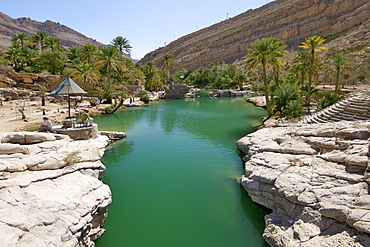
[236,121,370,246]
[0,132,111,246]
[0,65,61,91]
[0,12,103,50]
[140,0,369,71]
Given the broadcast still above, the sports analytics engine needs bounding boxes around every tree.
[298,36,327,105]
[159,53,175,84]
[95,45,126,81]
[111,36,132,54]
[37,51,66,74]
[123,60,146,85]
[43,36,60,51]
[30,30,49,52]
[79,44,97,64]
[159,53,175,70]
[290,50,311,86]
[21,48,38,71]
[66,46,80,62]
[245,38,287,116]
[5,47,22,71]
[327,52,352,97]
[234,73,247,90]
[11,32,28,50]
[142,61,162,91]
[70,63,100,91]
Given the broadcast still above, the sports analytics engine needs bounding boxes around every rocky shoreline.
[0,132,111,246]
[236,121,370,246]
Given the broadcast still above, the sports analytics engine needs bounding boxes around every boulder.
[164,84,191,99]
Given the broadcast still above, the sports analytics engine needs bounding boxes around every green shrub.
[141,94,150,103]
[283,100,305,118]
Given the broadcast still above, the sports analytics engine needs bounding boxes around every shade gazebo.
[50,77,88,118]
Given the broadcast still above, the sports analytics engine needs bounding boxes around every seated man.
[39,117,53,132]
[81,109,94,126]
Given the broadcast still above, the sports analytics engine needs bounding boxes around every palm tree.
[290,50,311,86]
[79,44,97,64]
[11,32,28,50]
[159,53,175,69]
[234,73,247,90]
[159,53,175,83]
[43,36,60,51]
[66,46,80,62]
[245,38,287,116]
[143,61,163,91]
[327,52,352,97]
[298,36,327,105]
[5,47,22,71]
[21,48,38,69]
[95,45,126,81]
[30,30,49,52]
[111,36,132,54]
[70,63,101,91]
[271,83,298,114]
[37,51,66,74]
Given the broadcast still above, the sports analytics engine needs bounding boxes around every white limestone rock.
[0,143,29,155]
[0,132,111,246]
[237,121,370,246]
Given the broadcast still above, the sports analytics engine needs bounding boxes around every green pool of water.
[95,96,269,247]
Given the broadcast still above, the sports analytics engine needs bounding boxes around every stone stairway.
[300,91,370,124]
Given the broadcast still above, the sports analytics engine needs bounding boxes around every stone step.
[330,116,348,122]
[353,115,370,121]
[347,105,369,113]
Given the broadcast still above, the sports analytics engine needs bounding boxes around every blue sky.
[1,0,271,59]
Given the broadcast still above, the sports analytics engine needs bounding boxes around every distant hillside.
[140,0,369,71]
[0,12,103,49]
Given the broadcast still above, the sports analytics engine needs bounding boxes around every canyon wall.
[140,0,369,71]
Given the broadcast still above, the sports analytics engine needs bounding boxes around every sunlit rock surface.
[237,121,370,246]
[0,132,111,247]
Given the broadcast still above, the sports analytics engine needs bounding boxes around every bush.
[317,91,339,111]
[137,90,150,103]
[283,100,305,118]
[141,94,150,103]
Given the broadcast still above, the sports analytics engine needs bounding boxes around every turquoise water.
[95,96,269,247]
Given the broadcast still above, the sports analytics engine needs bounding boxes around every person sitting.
[39,117,53,132]
[81,109,94,126]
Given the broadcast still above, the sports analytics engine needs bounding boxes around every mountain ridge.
[0,12,103,49]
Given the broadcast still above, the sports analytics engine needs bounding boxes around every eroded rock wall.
[0,132,111,247]
[236,121,370,246]
[140,0,369,71]
[0,65,62,91]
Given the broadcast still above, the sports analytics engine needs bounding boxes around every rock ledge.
[0,132,111,247]
[237,121,370,246]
